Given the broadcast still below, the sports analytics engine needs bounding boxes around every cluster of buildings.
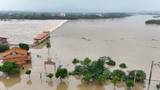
[0,36,31,67]
[0,31,50,67]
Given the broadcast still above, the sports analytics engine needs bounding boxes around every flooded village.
[0,15,160,90]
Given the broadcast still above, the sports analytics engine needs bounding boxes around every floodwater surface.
[0,15,160,90]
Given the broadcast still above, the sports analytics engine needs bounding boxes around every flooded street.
[0,15,160,90]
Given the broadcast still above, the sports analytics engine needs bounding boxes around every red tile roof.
[34,31,49,40]
[1,47,31,66]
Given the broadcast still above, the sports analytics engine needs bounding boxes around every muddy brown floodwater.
[0,15,160,90]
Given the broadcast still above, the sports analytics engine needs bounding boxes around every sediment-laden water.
[0,15,160,90]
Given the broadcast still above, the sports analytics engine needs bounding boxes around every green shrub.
[56,67,68,79]
[81,57,91,65]
[46,42,51,48]
[25,70,31,79]
[98,56,108,61]
[119,63,127,68]
[25,70,31,75]
[71,57,146,85]
[1,62,20,75]
[112,69,126,81]
[72,65,84,75]
[135,70,146,82]
[106,57,116,66]
[19,43,29,50]
[128,70,146,82]
[83,73,92,82]
[72,58,80,64]
[156,82,160,90]
[145,19,160,24]
[47,73,53,79]
[97,68,112,83]
[72,57,112,83]
[125,79,134,88]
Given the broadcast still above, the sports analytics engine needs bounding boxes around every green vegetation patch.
[0,62,20,76]
[19,43,30,50]
[71,56,146,86]
[119,63,127,68]
[55,67,68,80]
[145,19,160,25]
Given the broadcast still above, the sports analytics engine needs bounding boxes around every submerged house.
[1,47,31,67]
[33,31,50,44]
[0,37,8,45]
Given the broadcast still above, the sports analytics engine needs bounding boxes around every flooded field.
[0,15,160,90]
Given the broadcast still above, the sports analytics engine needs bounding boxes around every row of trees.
[25,67,68,81]
[1,56,146,89]
[0,12,131,20]
[32,56,145,89]
[26,56,145,89]
[70,56,146,89]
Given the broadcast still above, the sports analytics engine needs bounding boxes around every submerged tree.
[97,68,112,83]
[112,69,126,82]
[56,67,68,81]
[72,57,112,83]
[46,42,51,60]
[125,79,134,90]
[156,82,160,90]
[128,70,146,82]
[71,57,146,86]
[47,73,53,80]
[19,43,29,50]
[112,76,119,90]
[72,58,80,65]
[119,63,127,69]
[25,70,31,79]
[135,70,146,82]
[0,62,20,76]
[105,57,116,66]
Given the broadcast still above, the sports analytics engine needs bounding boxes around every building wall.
[0,38,8,45]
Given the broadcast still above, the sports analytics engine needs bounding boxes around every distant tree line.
[0,12,132,20]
